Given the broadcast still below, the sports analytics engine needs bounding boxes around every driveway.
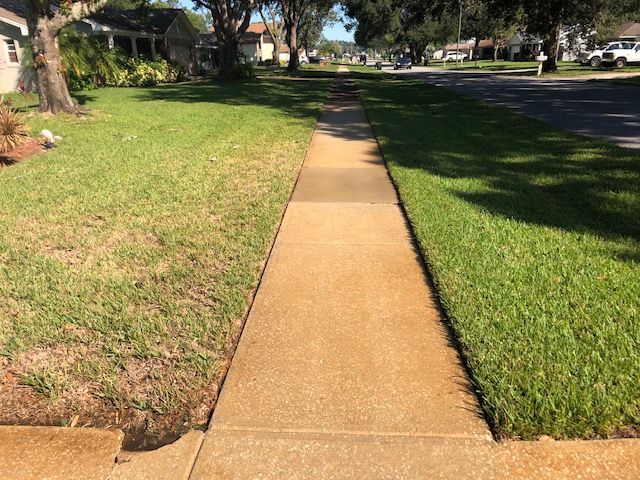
[391,66,640,151]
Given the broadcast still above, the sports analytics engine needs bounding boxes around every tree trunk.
[215,28,241,78]
[30,22,78,114]
[206,0,253,79]
[24,0,109,114]
[542,23,562,72]
[257,5,283,66]
[287,21,299,71]
[273,38,281,65]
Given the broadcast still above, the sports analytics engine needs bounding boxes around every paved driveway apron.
[397,68,640,151]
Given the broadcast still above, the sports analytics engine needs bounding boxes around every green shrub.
[114,56,187,87]
[68,72,95,92]
[233,61,255,79]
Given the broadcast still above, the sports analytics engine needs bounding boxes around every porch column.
[150,39,157,60]
[107,35,114,50]
[130,37,138,58]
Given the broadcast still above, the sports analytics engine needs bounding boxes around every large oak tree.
[193,0,254,78]
[24,0,109,114]
[485,0,634,71]
[281,0,334,70]
[342,0,456,63]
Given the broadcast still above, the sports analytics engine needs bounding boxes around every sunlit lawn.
[353,70,640,440]
[0,77,330,434]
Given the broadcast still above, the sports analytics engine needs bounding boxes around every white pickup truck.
[601,42,640,67]
[577,41,629,66]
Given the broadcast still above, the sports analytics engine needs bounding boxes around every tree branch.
[50,0,109,32]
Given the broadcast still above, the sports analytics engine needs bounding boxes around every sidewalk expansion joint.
[208,425,494,443]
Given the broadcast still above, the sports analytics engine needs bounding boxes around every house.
[506,29,585,62]
[0,3,199,93]
[618,22,640,41]
[507,33,543,61]
[473,39,496,60]
[77,7,199,74]
[443,41,473,57]
[236,22,290,64]
[202,22,293,68]
[0,0,28,93]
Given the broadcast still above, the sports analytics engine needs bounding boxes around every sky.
[323,20,354,42]
[323,7,355,42]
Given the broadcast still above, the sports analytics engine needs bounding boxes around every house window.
[5,40,18,64]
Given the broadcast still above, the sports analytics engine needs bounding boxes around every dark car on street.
[309,56,327,64]
[394,57,412,70]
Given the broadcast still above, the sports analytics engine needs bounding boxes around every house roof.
[444,42,472,51]
[245,22,266,34]
[87,7,182,36]
[0,0,27,32]
[199,33,218,48]
[475,39,494,48]
[619,22,640,38]
[239,31,261,44]
[0,2,197,39]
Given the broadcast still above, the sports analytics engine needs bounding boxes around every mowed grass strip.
[0,78,329,433]
[355,75,640,440]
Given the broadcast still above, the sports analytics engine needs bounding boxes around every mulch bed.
[0,138,45,167]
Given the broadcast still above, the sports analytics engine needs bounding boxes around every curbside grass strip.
[354,75,640,440]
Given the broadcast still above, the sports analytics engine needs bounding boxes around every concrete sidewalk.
[2,66,639,480]
[189,66,492,478]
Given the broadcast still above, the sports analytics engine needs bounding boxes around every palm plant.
[0,97,30,154]
[59,28,126,86]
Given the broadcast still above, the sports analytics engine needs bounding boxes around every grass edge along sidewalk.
[0,77,330,436]
[353,72,640,441]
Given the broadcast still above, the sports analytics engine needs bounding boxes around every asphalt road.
[390,66,640,151]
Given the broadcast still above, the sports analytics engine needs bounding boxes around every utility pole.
[456,0,463,67]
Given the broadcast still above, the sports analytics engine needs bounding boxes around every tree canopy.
[343,0,640,70]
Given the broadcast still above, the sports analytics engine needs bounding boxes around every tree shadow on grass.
[362,80,640,251]
[131,78,332,121]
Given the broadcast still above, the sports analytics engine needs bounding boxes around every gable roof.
[87,7,183,36]
[619,22,640,38]
[245,22,266,34]
[475,39,494,48]
[0,0,27,34]
[0,3,197,40]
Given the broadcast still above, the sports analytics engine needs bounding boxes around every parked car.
[576,41,630,67]
[394,57,412,70]
[308,56,326,64]
[299,55,309,65]
[444,51,468,61]
[601,42,640,67]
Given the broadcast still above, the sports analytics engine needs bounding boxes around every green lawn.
[433,59,540,70]
[428,60,576,70]
[515,65,640,77]
[353,72,640,440]
[607,76,640,86]
[255,63,340,78]
[0,77,330,434]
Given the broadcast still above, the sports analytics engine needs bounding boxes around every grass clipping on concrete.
[0,78,328,434]
[356,76,640,440]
